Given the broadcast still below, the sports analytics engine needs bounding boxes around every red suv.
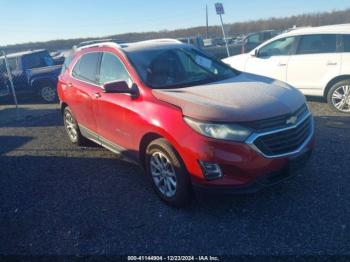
[58,39,315,206]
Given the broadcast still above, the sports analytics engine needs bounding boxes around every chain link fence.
[0,50,18,107]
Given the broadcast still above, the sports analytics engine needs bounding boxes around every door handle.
[327,61,338,66]
[67,83,73,87]
[94,92,101,98]
[277,62,286,67]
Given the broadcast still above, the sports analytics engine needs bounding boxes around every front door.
[95,52,135,151]
[245,36,297,83]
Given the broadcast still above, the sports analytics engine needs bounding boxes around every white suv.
[223,24,350,113]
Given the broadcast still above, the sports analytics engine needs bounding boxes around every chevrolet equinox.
[58,39,315,206]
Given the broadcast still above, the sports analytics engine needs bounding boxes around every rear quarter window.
[72,52,101,84]
[61,54,73,74]
[343,35,350,52]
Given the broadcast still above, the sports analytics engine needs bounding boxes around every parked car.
[241,30,281,53]
[58,39,314,206]
[0,50,61,102]
[73,39,126,50]
[223,24,350,113]
[177,37,204,49]
[50,51,65,65]
[0,63,10,97]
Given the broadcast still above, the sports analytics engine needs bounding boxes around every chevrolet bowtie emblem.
[286,116,298,125]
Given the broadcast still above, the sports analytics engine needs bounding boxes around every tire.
[63,106,87,146]
[327,80,350,113]
[145,138,192,207]
[38,85,58,103]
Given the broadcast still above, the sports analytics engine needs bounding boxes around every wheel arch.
[139,132,163,168]
[324,75,350,98]
[31,77,56,91]
[60,101,69,114]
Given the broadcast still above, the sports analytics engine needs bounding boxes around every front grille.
[245,104,309,131]
[253,116,313,157]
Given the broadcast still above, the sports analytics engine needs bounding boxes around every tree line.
[1,8,350,53]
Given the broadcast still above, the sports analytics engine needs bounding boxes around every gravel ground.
[0,99,349,256]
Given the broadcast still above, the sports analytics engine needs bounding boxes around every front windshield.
[126,47,238,89]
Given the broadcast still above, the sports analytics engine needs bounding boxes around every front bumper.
[176,116,315,190]
[192,148,313,194]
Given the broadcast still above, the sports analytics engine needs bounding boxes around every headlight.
[184,117,252,142]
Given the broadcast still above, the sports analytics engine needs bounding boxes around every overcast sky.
[1,0,349,45]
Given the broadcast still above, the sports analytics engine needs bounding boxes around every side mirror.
[251,49,259,57]
[103,80,139,97]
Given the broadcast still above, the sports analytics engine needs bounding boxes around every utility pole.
[206,5,209,39]
[2,51,18,110]
[215,3,230,57]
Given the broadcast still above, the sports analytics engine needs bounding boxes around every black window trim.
[98,51,134,87]
[339,34,350,52]
[71,51,102,87]
[294,33,340,55]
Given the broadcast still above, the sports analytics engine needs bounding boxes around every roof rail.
[74,42,121,51]
[133,38,182,44]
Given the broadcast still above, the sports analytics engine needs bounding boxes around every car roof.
[248,30,279,35]
[0,49,47,59]
[249,23,350,53]
[75,39,186,53]
[282,23,350,36]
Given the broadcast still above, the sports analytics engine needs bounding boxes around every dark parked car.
[241,30,280,53]
[50,51,65,65]
[0,49,61,102]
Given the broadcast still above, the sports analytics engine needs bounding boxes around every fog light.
[198,161,223,180]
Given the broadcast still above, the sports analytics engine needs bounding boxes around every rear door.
[245,36,297,82]
[287,34,341,95]
[340,34,350,76]
[68,52,102,133]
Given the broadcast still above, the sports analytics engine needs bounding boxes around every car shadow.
[0,107,61,128]
[0,95,59,106]
[0,135,33,155]
[305,96,326,103]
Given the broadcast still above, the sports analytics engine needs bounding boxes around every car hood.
[222,54,249,71]
[152,73,306,122]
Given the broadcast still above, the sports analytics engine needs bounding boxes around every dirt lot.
[0,99,349,256]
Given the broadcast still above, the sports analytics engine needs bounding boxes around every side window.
[7,58,17,71]
[258,37,296,58]
[297,34,337,54]
[22,53,52,69]
[263,32,271,41]
[61,54,73,74]
[0,58,16,71]
[343,35,350,52]
[247,34,260,44]
[99,53,131,86]
[72,52,101,83]
[0,59,5,73]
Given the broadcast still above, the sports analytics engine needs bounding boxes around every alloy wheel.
[41,86,56,102]
[331,85,350,113]
[64,111,78,141]
[150,151,177,198]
